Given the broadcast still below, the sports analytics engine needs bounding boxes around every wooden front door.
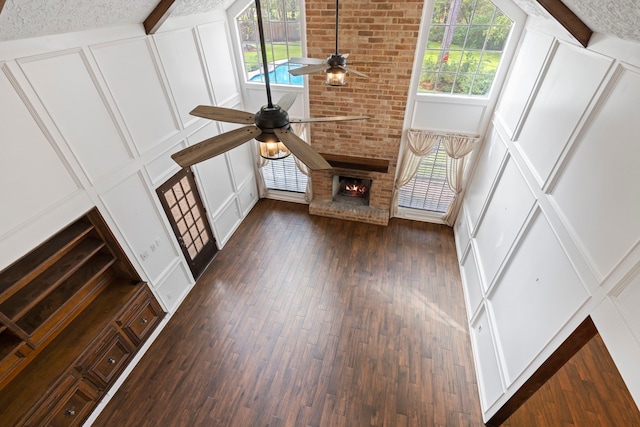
[157,168,217,279]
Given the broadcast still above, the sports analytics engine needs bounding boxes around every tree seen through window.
[419,0,513,96]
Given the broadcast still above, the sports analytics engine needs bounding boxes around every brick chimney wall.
[304,0,423,224]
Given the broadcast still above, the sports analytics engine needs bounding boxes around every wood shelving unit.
[0,208,165,426]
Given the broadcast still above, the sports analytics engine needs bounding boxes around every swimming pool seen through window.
[236,0,303,86]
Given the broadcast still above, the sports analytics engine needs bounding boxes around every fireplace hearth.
[333,176,371,206]
[309,157,392,225]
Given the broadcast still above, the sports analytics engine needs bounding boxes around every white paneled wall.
[99,172,178,284]
[514,45,612,187]
[199,24,242,106]
[154,28,214,128]
[550,65,640,280]
[473,157,536,287]
[90,37,180,155]
[489,210,589,382]
[455,26,640,420]
[470,306,504,409]
[463,128,508,232]
[0,13,258,317]
[0,64,81,240]
[19,50,134,183]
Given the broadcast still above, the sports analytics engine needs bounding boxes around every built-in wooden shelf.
[0,208,166,426]
[320,153,389,173]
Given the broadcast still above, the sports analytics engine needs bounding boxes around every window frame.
[415,0,525,101]
[395,0,525,224]
[234,0,304,87]
[417,0,515,97]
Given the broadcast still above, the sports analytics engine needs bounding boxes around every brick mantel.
[304,0,423,224]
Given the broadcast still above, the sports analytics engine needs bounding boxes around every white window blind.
[262,156,308,193]
[398,142,455,213]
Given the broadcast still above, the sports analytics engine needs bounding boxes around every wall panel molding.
[548,63,640,282]
[90,37,181,156]
[495,29,556,141]
[152,27,214,128]
[17,48,133,184]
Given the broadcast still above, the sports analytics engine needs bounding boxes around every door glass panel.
[157,168,218,279]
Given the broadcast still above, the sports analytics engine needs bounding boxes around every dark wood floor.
[94,199,483,426]
[502,333,640,427]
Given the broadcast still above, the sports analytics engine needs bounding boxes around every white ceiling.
[0,0,639,44]
[0,0,235,42]
[509,0,640,43]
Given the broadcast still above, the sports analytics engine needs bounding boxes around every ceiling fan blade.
[291,116,370,123]
[289,57,326,65]
[341,66,369,79]
[171,126,261,168]
[190,105,255,124]
[276,93,297,111]
[274,128,332,171]
[288,63,328,76]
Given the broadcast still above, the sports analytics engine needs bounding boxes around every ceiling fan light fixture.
[326,67,347,86]
[259,140,291,160]
[171,0,364,172]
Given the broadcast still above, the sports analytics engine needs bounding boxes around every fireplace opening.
[332,176,371,206]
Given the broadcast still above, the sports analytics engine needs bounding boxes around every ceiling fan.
[171,0,369,171]
[288,0,369,86]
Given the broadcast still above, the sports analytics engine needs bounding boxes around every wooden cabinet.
[80,326,133,391]
[118,288,164,346]
[23,374,99,427]
[0,209,166,426]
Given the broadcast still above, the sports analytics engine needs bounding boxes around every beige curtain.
[254,140,270,198]
[441,133,480,226]
[290,123,313,202]
[391,129,440,216]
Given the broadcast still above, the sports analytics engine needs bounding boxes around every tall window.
[236,0,303,86]
[397,142,455,213]
[262,156,308,193]
[419,0,513,96]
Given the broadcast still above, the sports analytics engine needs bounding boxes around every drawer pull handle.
[65,407,76,417]
[140,317,148,325]
[107,357,116,365]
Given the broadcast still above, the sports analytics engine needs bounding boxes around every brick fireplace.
[333,175,371,205]
[309,153,392,225]
[303,0,424,225]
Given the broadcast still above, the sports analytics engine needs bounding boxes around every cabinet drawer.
[81,326,133,390]
[24,374,98,427]
[118,290,163,346]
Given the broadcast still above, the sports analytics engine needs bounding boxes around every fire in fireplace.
[332,176,371,206]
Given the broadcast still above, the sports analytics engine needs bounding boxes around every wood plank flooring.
[93,199,483,426]
[502,333,640,427]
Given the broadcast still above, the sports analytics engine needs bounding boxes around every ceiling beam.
[535,0,592,47]
[144,0,177,34]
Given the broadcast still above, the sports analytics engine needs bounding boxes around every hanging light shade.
[259,141,291,160]
[326,66,346,86]
[256,132,291,160]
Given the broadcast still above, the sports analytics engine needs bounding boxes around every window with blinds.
[397,142,455,213]
[262,156,308,193]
